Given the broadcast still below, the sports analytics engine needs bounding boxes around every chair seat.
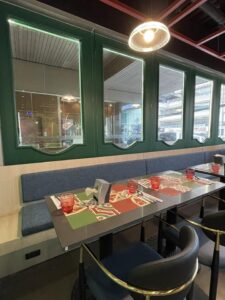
[86,242,162,300]
[163,218,225,268]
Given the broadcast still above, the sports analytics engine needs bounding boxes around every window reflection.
[219,84,225,140]
[193,76,213,143]
[103,49,143,148]
[9,20,82,153]
[158,65,184,145]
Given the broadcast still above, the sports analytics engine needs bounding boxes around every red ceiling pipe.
[100,0,146,22]
[100,0,225,62]
[170,29,225,61]
[197,26,225,45]
[158,0,187,21]
[168,0,208,27]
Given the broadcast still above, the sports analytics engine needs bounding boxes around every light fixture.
[61,95,77,103]
[128,21,170,52]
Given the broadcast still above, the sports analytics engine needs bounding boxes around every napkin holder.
[213,154,224,165]
[93,179,111,204]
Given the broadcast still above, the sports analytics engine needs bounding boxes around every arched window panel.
[158,65,185,145]
[9,19,83,154]
[193,76,213,143]
[103,48,144,149]
[219,84,225,141]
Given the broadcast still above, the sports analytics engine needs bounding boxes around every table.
[46,170,225,300]
[190,163,225,210]
[46,170,225,251]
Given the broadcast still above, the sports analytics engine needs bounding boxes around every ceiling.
[10,21,79,70]
[37,0,225,74]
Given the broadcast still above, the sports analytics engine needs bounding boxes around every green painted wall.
[0,1,224,165]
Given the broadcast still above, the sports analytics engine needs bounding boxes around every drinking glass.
[60,193,75,213]
[149,176,161,190]
[127,180,138,194]
[186,169,195,180]
[211,163,220,173]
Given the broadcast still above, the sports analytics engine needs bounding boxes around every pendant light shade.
[128,21,170,52]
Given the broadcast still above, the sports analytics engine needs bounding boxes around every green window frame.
[0,2,225,166]
[0,2,95,165]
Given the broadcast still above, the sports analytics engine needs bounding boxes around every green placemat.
[66,209,97,229]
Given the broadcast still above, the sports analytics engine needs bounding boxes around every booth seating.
[20,149,225,237]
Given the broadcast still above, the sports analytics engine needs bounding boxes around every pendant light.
[128,20,170,52]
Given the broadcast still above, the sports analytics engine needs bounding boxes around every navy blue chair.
[159,210,225,300]
[79,226,199,300]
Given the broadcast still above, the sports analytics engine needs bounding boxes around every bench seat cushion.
[21,202,53,236]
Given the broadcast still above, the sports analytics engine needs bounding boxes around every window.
[219,84,225,140]
[193,76,213,143]
[9,20,82,154]
[103,48,144,149]
[158,65,185,145]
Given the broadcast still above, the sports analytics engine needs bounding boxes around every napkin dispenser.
[213,154,224,165]
[93,179,111,204]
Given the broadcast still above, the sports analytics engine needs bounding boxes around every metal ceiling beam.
[167,0,208,27]
[158,0,187,21]
[99,0,146,22]
[100,0,225,62]
[197,26,225,45]
[170,29,225,61]
[220,52,225,57]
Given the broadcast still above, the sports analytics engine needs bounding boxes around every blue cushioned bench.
[20,149,224,236]
[21,160,146,236]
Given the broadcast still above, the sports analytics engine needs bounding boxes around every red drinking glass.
[186,169,195,180]
[127,180,138,194]
[60,193,75,213]
[211,163,220,173]
[149,176,161,190]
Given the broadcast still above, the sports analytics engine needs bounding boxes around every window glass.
[158,65,184,145]
[103,48,143,148]
[219,84,225,140]
[9,20,82,153]
[193,76,213,143]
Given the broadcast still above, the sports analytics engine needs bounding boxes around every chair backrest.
[202,210,225,246]
[127,226,199,300]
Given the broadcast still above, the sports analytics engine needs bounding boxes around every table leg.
[165,207,177,254]
[99,233,113,259]
[219,177,225,210]
[71,246,86,300]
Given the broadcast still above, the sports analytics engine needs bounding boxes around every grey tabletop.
[191,163,225,178]
[46,170,225,250]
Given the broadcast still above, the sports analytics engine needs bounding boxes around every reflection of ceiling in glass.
[159,66,184,96]
[104,60,143,94]
[9,22,79,70]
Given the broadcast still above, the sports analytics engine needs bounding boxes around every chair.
[159,209,225,300]
[78,225,199,300]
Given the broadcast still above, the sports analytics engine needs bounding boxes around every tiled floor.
[195,265,225,300]
[1,233,225,300]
